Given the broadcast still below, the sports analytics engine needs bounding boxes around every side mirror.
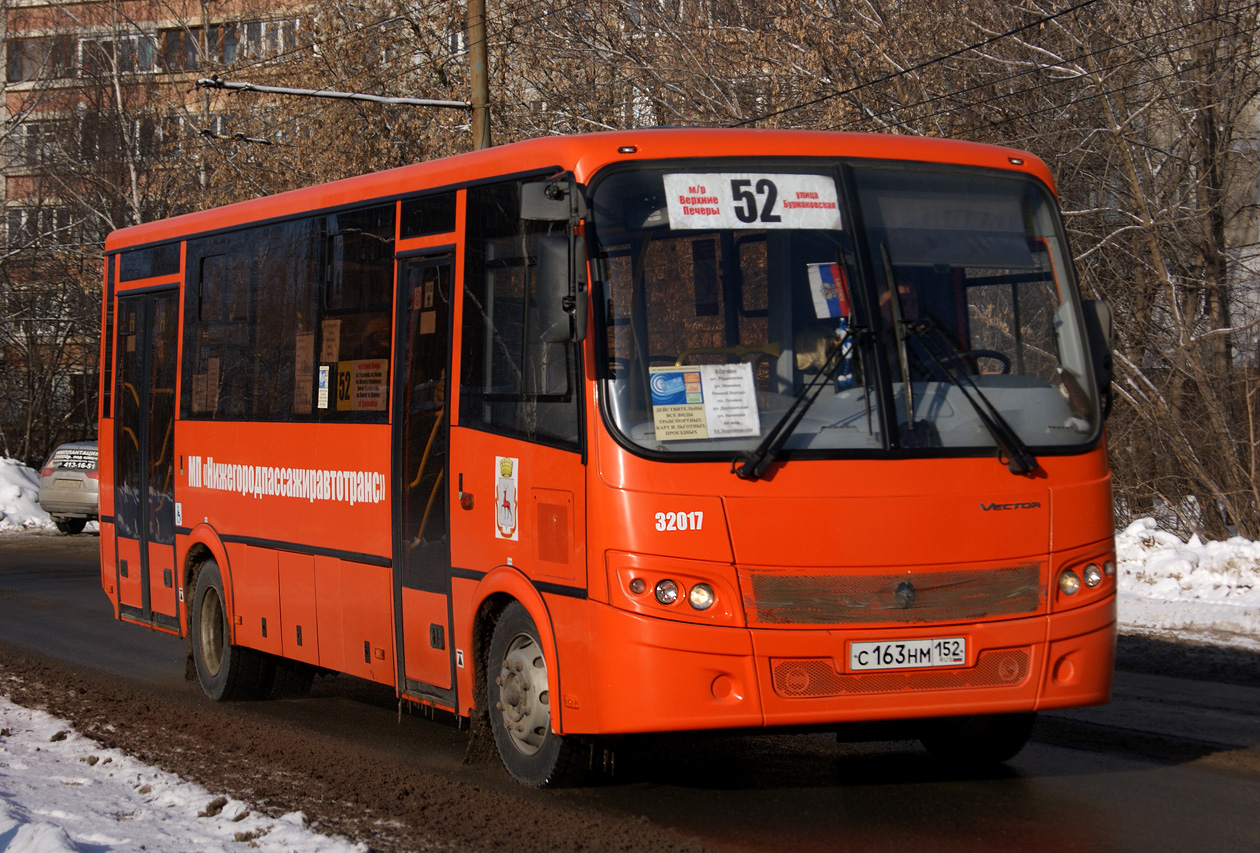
[536,234,588,343]
[521,176,588,222]
[523,175,588,343]
[1081,299,1113,417]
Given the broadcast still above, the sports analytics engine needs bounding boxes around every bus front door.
[393,255,456,705]
[113,289,180,631]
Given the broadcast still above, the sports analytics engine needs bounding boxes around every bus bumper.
[569,594,1115,735]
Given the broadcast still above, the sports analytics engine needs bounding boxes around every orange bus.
[98,129,1116,786]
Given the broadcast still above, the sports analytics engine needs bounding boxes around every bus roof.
[104,129,1053,253]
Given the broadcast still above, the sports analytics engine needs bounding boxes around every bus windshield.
[590,161,1101,461]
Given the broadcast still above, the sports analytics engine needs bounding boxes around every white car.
[38,441,99,534]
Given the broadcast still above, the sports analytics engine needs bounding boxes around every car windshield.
[590,161,1100,460]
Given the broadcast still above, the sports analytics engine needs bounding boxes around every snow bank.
[0,458,52,532]
[1116,517,1260,650]
[0,697,366,853]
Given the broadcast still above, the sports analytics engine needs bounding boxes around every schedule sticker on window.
[649,364,760,441]
[663,173,842,231]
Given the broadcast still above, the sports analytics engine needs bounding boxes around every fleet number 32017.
[655,511,704,531]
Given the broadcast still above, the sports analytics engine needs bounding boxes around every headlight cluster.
[627,576,717,611]
[608,551,737,624]
[1056,559,1116,603]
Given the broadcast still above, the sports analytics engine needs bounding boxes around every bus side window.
[319,205,395,420]
[183,218,322,422]
[182,204,396,424]
[460,181,580,449]
[186,250,253,419]
[254,220,320,419]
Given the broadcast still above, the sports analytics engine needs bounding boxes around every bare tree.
[6,0,1258,537]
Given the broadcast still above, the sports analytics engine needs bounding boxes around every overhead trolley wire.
[727,0,1104,127]
[952,53,1218,140]
[830,5,1260,135]
[828,0,1260,134]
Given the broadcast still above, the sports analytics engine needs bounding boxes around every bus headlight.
[1059,569,1081,595]
[1083,564,1103,588]
[655,579,680,605]
[688,583,715,611]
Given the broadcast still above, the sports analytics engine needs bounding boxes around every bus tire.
[190,560,272,701]
[920,712,1036,766]
[264,657,315,699]
[487,602,585,787]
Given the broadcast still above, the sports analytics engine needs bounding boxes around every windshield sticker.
[663,174,842,231]
[336,359,387,411]
[649,363,761,441]
[294,332,315,415]
[807,262,852,319]
[320,318,341,361]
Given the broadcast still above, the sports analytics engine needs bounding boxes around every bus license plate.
[849,637,966,671]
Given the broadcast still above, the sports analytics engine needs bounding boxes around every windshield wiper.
[732,326,856,481]
[907,321,1039,476]
[880,245,918,438]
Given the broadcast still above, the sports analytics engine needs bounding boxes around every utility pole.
[467,0,490,150]
[200,0,212,188]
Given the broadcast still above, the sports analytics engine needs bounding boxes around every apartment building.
[1,0,307,462]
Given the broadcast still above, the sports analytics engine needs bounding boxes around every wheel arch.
[469,566,565,733]
[182,524,234,641]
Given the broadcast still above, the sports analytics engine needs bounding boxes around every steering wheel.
[964,349,1012,374]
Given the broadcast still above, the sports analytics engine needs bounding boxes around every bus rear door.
[113,288,180,631]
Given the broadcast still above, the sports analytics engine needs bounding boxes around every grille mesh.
[771,648,1032,698]
[745,563,1042,625]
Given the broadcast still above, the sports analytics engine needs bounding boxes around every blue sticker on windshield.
[650,370,702,406]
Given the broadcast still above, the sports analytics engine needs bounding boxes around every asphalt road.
[2,530,1259,852]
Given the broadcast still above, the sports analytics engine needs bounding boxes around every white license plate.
[849,637,966,671]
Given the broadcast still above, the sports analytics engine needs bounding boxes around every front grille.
[771,648,1032,698]
[745,563,1043,625]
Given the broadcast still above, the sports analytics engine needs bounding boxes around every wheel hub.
[495,634,550,756]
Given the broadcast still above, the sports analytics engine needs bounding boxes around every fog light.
[1059,569,1081,595]
[655,579,679,605]
[1104,560,1116,577]
[1083,564,1103,588]
[688,583,715,611]
[629,577,647,595]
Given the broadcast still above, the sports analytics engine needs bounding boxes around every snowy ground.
[1116,517,1260,651]
[0,697,366,853]
[0,459,48,534]
[3,459,364,851]
[0,459,96,536]
[3,457,1259,850]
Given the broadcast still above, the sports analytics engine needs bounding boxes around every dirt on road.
[0,643,715,852]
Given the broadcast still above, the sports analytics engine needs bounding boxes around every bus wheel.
[920,712,1036,766]
[487,602,584,787]
[190,559,272,702]
[265,657,315,699]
